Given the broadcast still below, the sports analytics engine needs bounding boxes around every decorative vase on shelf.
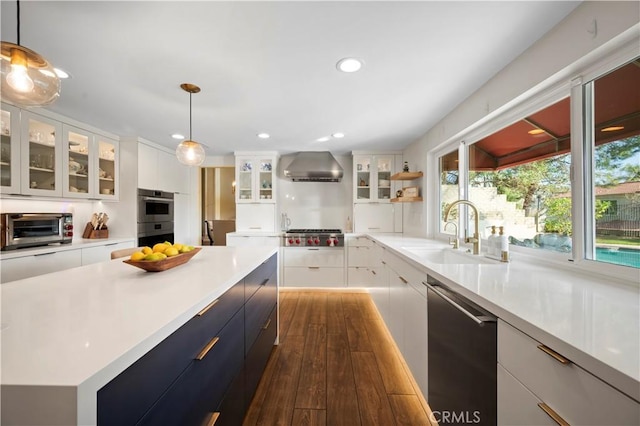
[403,161,409,172]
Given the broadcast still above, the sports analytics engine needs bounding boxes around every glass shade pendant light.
[176,83,206,166]
[0,1,60,106]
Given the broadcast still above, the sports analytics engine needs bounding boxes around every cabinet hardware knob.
[196,299,219,317]
[538,402,570,426]
[262,318,272,330]
[196,337,220,361]
[537,344,571,365]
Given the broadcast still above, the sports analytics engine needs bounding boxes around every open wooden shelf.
[390,171,423,180]
[391,196,423,203]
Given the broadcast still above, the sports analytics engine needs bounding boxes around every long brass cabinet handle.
[399,276,408,284]
[203,411,220,426]
[262,318,272,330]
[371,270,377,275]
[537,344,571,365]
[308,266,320,269]
[197,299,219,317]
[260,278,269,286]
[196,337,220,361]
[538,402,570,426]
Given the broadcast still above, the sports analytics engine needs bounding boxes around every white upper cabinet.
[138,142,190,194]
[0,103,21,194]
[235,153,277,204]
[20,111,63,196]
[353,154,397,203]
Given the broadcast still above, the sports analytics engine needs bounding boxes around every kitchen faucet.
[444,200,481,255]
[444,221,459,249]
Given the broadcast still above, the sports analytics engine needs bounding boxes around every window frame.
[430,35,639,283]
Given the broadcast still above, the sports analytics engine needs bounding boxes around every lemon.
[165,247,179,257]
[130,251,145,261]
[141,246,153,255]
[153,243,169,253]
[172,243,183,251]
[156,252,167,260]
[143,253,162,261]
[179,245,192,253]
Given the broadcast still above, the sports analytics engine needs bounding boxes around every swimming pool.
[596,247,640,268]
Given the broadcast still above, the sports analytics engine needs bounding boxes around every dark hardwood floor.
[243,291,435,426]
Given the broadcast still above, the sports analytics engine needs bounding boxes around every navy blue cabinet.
[97,253,277,426]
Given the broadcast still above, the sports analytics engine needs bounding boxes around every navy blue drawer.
[245,305,278,409]
[245,254,276,301]
[244,267,277,353]
[97,280,244,426]
[136,307,245,426]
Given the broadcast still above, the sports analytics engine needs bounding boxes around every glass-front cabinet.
[235,153,276,203]
[63,125,93,197]
[0,103,21,194]
[20,111,63,196]
[353,154,395,203]
[97,136,117,199]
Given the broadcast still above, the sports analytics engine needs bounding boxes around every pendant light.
[176,83,206,166]
[0,1,60,107]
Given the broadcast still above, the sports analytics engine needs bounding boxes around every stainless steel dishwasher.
[425,275,497,425]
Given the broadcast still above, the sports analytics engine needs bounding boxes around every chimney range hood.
[284,151,344,182]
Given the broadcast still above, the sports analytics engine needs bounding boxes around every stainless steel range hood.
[283,151,344,182]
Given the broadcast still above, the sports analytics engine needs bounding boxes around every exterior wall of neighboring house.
[595,182,640,237]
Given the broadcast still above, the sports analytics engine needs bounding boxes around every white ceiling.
[1,1,580,156]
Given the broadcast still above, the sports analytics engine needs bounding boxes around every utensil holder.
[82,222,109,239]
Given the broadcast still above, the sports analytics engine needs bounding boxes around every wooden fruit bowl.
[123,247,202,272]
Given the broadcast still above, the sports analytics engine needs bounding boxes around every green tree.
[544,198,611,235]
[595,135,640,185]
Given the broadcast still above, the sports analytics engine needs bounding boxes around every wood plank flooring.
[243,291,435,426]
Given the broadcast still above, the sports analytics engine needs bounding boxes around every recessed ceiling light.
[316,136,330,142]
[257,133,270,139]
[336,58,363,73]
[601,126,624,132]
[332,132,345,138]
[527,129,545,135]
[171,133,185,140]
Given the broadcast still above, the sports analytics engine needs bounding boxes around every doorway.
[201,167,236,245]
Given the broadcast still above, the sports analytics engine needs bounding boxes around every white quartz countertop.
[0,237,136,260]
[369,234,640,402]
[1,246,277,390]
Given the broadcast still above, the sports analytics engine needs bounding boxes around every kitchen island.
[1,245,278,426]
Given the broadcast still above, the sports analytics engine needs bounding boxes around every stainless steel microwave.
[1,213,73,250]
[138,189,174,223]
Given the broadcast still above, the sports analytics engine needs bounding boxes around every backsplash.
[277,154,353,230]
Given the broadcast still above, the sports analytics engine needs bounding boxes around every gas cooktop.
[285,228,342,234]
[283,229,344,247]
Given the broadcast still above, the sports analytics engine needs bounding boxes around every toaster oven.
[1,213,73,250]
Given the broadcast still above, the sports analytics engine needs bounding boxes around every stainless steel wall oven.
[137,189,174,247]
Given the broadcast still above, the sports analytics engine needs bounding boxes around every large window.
[435,53,639,272]
[586,58,640,269]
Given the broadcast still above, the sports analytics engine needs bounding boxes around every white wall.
[277,153,353,230]
[402,1,640,237]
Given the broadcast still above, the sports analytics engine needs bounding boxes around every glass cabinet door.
[258,158,274,201]
[0,103,21,194]
[21,112,62,196]
[63,125,92,197]
[237,158,254,202]
[97,136,117,199]
[355,156,371,201]
[376,156,392,201]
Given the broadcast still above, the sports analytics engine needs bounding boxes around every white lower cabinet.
[498,320,640,425]
[1,249,81,283]
[283,247,345,287]
[347,266,371,286]
[81,241,135,265]
[347,235,373,287]
[384,250,428,397]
